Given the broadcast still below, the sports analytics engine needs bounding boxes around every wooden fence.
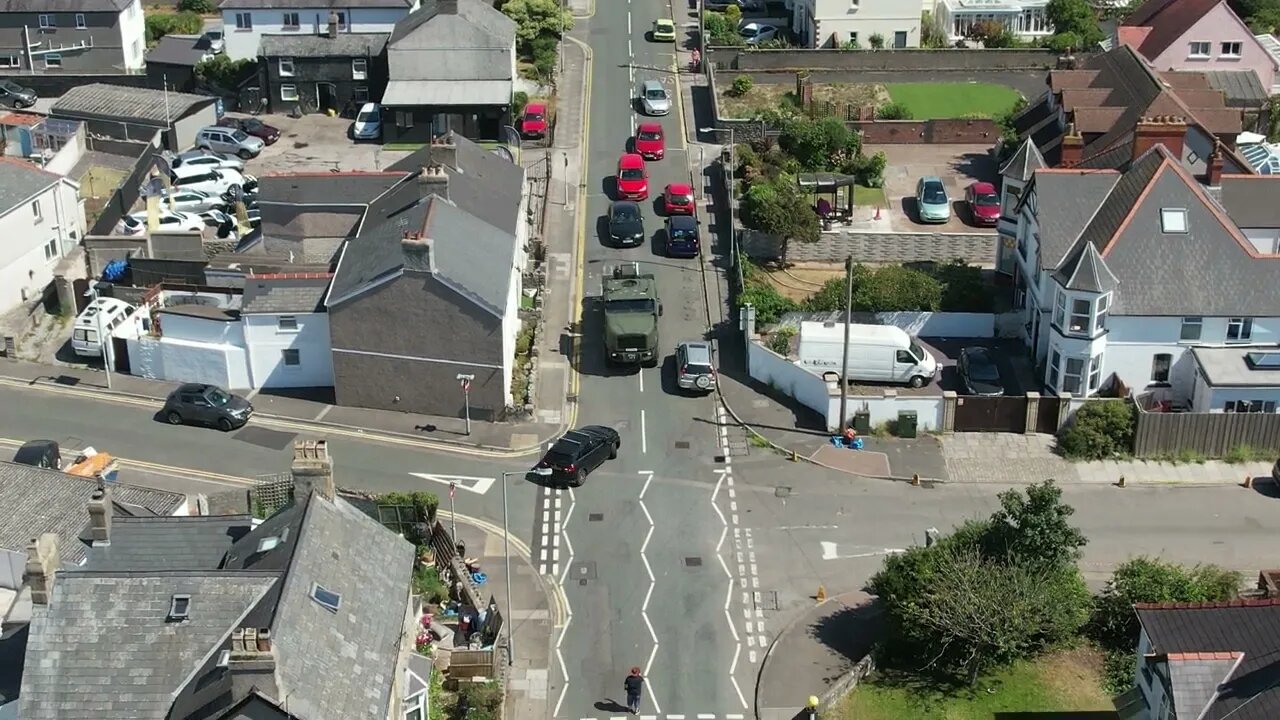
[430,520,505,679]
[1133,407,1280,457]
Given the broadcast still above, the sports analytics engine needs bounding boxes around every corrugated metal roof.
[380,79,511,106]
[52,83,215,126]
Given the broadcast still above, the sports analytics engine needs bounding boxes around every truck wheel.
[909,375,927,388]
[644,356,659,368]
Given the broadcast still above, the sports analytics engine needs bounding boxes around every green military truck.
[602,263,663,367]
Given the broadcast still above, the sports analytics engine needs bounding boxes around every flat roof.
[1191,346,1280,387]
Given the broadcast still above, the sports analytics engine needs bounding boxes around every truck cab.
[602,263,663,367]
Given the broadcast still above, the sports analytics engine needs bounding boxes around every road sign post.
[448,481,457,544]
[456,373,475,436]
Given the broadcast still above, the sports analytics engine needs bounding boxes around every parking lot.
[869,143,1001,233]
[233,112,414,174]
[849,337,1038,397]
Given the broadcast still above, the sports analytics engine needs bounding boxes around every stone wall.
[708,47,1087,72]
[742,229,996,265]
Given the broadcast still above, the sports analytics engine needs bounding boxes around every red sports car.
[663,183,695,214]
[634,122,665,160]
[965,181,1000,226]
[520,102,548,139]
[616,153,649,200]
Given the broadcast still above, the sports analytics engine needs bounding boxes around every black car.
[161,383,253,431]
[534,425,621,486]
[12,439,62,470]
[0,79,36,109]
[958,347,1004,396]
[608,201,645,247]
[665,214,700,258]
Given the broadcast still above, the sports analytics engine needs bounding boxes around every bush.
[875,102,912,120]
[857,149,887,187]
[932,259,992,312]
[729,75,753,97]
[1046,30,1084,53]
[194,55,251,91]
[703,11,742,46]
[512,90,529,118]
[529,33,558,79]
[457,681,504,720]
[1058,400,1135,459]
[869,33,885,49]
[176,0,214,12]
[145,11,202,44]
[854,265,942,311]
[502,0,572,55]
[723,3,741,25]
[740,259,798,323]
[412,565,450,604]
[777,116,861,172]
[378,491,439,524]
[767,326,795,355]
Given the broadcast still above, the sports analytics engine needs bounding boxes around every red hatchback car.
[634,122,665,160]
[965,181,1000,226]
[663,183,695,214]
[520,102,549,139]
[616,153,649,200]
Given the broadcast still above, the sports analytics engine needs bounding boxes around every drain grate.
[588,512,604,522]
[674,441,690,449]
[714,455,726,463]
[775,486,793,498]
[684,557,703,567]
[753,590,780,611]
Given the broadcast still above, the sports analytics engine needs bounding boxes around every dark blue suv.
[664,215,699,258]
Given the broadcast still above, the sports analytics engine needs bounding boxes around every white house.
[931,0,1053,44]
[0,158,85,315]
[240,273,334,388]
[794,0,921,49]
[217,0,419,61]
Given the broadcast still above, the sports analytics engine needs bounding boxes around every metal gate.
[954,395,1027,433]
[1036,396,1065,434]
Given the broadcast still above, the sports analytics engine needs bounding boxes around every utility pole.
[837,255,853,431]
[456,373,474,435]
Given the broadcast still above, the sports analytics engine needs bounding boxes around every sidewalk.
[754,592,881,720]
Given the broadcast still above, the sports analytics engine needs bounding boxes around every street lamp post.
[456,373,474,435]
[85,286,113,390]
[501,467,551,665]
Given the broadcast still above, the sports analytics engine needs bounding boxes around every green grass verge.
[853,184,888,209]
[839,649,1113,720]
[885,82,1022,120]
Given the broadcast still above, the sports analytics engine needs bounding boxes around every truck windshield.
[606,299,656,313]
[908,340,925,362]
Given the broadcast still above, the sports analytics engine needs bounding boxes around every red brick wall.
[851,119,999,144]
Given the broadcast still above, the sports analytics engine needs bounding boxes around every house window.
[1180,316,1203,341]
[352,57,367,80]
[1002,185,1021,215]
[43,239,58,261]
[1221,41,1243,57]
[1226,400,1276,413]
[280,84,299,102]
[1054,289,1066,327]
[1095,293,1110,333]
[32,199,41,221]
[404,694,425,720]
[279,57,294,76]
[335,11,347,28]
[277,315,298,331]
[281,348,300,366]
[132,38,142,57]
[38,14,54,28]
[1160,208,1187,233]
[235,12,252,29]
[282,11,300,28]
[396,110,414,128]
[1088,354,1102,392]
[1151,354,1171,383]
[1049,349,1061,388]
[0,55,17,68]
[43,53,62,69]
[848,32,858,46]
[1068,298,1091,334]
[168,594,191,619]
[1227,317,1253,342]
[353,86,369,102]
[1063,357,1085,395]
[311,583,341,612]
[75,13,86,29]
[1189,41,1210,57]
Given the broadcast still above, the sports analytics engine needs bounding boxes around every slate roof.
[1216,175,1280,227]
[389,0,516,48]
[391,134,525,235]
[1136,599,1280,720]
[259,172,404,205]
[0,0,130,11]
[18,572,279,720]
[52,84,215,126]
[1022,168,1121,268]
[1201,70,1269,106]
[325,179,433,304]
[86,515,253,571]
[260,32,389,57]
[220,0,410,8]
[241,274,332,314]
[0,462,186,565]
[1053,240,1118,293]
[146,34,210,66]
[0,158,58,217]
[1168,654,1243,720]
[1121,0,1221,60]
[999,138,1046,182]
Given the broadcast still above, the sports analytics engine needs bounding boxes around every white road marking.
[748,650,758,663]
[776,525,840,530]
[640,409,647,453]
[698,714,716,719]
[552,487,576,718]
[637,471,661,712]
[627,11,631,33]
[820,541,906,560]
[408,472,495,494]
[639,368,645,392]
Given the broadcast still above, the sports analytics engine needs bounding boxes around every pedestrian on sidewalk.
[624,667,644,715]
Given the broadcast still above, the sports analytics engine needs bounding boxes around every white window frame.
[1049,349,1061,388]
[235,12,252,29]
[0,55,17,68]
[1088,354,1102,392]
[1151,353,1171,384]
[1160,208,1188,233]
[1225,400,1277,413]
[43,53,61,69]
[352,57,367,80]
[32,199,41,221]
[282,11,300,28]
[396,110,414,128]
[353,86,369,102]
[279,57,295,77]
[1227,317,1254,342]
[38,14,54,28]
[1180,316,1203,341]
[43,238,58,261]
[277,315,299,331]
[1053,289,1066,328]
[1221,41,1243,58]
[403,694,425,720]
[1095,293,1110,333]
[75,13,86,29]
[335,10,347,28]
[281,348,301,366]
[1189,41,1210,58]
[1068,297,1091,335]
[1063,356,1085,395]
[280,84,299,102]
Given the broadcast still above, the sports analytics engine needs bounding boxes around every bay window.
[1068,298,1091,334]
[1095,293,1110,333]
[1063,357,1085,395]
[1054,290,1066,327]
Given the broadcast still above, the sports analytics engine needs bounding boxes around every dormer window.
[1068,298,1091,334]
[1160,208,1188,234]
[169,594,191,620]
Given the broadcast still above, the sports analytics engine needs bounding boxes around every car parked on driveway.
[352,102,382,141]
[634,122,665,160]
[218,116,281,145]
[663,183,695,215]
[664,214,699,257]
[616,153,649,200]
[608,200,645,247]
[740,22,778,45]
[675,340,716,393]
[520,102,548,139]
[194,126,264,159]
[915,176,951,223]
[965,181,1000,226]
[0,79,36,108]
[161,383,253,431]
[117,210,206,235]
[533,425,621,486]
[168,166,247,199]
[171,149,245,173]
[958,346,1004,396]
[159,188,224,213]
[638,79,670,116]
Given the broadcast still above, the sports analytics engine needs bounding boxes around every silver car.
[193,125,264,159]
[675,340,716,393]
[171,149,245,173]
[159,188,223,213]
[639,80,670,116]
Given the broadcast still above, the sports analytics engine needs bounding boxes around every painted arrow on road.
[408,473,496,495]
[820,541,905,560]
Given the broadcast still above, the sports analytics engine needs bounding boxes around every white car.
[169,166,246,198]
[740,22,778,45]
[170,149,245,173]
[638,79,670,116]
[202,29,224,54]
[352,102,382,140]
[119,210,205,235]
[159,188,223,213]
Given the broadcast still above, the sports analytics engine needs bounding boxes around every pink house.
[1119,0,1278,95]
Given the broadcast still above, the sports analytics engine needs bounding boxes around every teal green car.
[915,176,952,224]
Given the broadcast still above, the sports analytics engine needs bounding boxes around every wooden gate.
[1036,396,1065,434]
[954,395,1027,433]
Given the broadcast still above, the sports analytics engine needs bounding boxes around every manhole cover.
[571,561,597,581]
[674,441,690,449]
[775,486,793,498]
[754,590,780,611]
[714,455,726,463]
[684,557,703,567]
[588,513,604,522]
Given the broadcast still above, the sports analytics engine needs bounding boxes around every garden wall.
[740,229,996,266]
[707,47,1088,72]
[0,73,154,97]
[746,338,831,420]
[834,391,944,433]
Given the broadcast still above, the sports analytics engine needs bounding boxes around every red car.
[520,102,548,139]
[217,116,281,145]
[616,153,649,200]
[634,122,665,160]
[663,183,695,215]
[965,181,1000,226]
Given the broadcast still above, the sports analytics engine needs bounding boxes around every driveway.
[870,143,1000,233]
[236,112,414,174]
[845,337,1036,397]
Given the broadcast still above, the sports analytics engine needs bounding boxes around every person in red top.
[624,667,644,714]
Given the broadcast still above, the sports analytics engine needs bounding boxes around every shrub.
[740,260,798,323]
[729,75,754,97]
[875,101,912,120]
[1058,400,1135,459]
[457,681,504,720]
[777,115,861,172]
[932,259,992,312]
[869,33,885,49]
[176,0,214,12]
[378,491,440,523]
[512,90,529,117]
[145,11,202,44]
[194,55,251,90]
[767,326,795,355]
[1046,30,1084,53]
[529,33,558,79]
[857,149,887,187]
[853,265,942,311]
[723,3,741,25]
[703,11,742,46]
[412,565,450,604]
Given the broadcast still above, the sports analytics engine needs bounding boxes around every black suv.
[534,425,621,486]
[161,383,253,431]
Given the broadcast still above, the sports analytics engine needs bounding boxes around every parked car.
[616,153,649,200]
[608,200,645,247]
[161,383,253,431]
[664,214,700,258]
[634,122,665,160]
[0,79,36,108]
[520,102,548,139]
[663,183,695,215]
[533,426,621,486]
[217,116,281,145]
[740,22,778,45]
[651,18,676,41]
[958,346,1004,397]
[171,149,245,173]
[71,297,135,358]
[169,166,246,198]
[159,188,224,213]
[194,126,264,159]
[352,102,382,141]
[675,340,716,393]
[202,28,224,54]
[118,209,206,235]
[638,79,670,116]
[12,439,63,470]
[705,0,761,9]
[965,181,1000,226]
[915,176,951,223]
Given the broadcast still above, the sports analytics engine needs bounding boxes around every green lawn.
[853,184,888,209]
[839,649,1115,720]
[885,82,1022,120]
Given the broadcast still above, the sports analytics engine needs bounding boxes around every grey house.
[145,34,216,93]
[0,0,146,75]
[258,30,389,115]
[382,0,517,143]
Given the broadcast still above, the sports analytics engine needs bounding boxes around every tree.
[1059,400,1135,459]
[967,19,1015,48]
[741,177,820,261]
[1046,30,1083,53]
[195,55,252,91]
[777,116,861,172]
[145,11,202,44]
[920,10,948,48]
[703,11,743,46]
[933,259,992,312]
[869,33,885,49]
[852,265,942,311]
[723,3,742,26]
[501,0,573,56]
[1046,0,1104,47]
[983,480,1087,570]
[176,0,214,12]
[1091,558,1240,649]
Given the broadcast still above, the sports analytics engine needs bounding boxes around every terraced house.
[0,0,146,73]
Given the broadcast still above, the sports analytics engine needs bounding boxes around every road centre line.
[640,410,647,454]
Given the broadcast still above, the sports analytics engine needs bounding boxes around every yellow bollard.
[791,450,798,462]
[816,585,827,603]
[807,696,820,711]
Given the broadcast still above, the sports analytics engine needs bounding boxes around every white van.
[797,321,938,388]
[71,297,135,358]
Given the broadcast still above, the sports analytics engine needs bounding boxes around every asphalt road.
[549,1,743,717]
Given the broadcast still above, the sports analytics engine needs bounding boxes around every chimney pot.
[327,11,339,38]
[1207,141,1224,185]
[291,440,334,502]
[87,487,111,545]
[25,533,59,606]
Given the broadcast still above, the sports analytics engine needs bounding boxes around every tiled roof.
[1217,174,1280,227]
[1200,70,1269,106]
[52,84,215,126]
[1024,168,1122,268]
[146,34,210,66]
[999,138,1045,181]
[1074,147,1166,255]
[241,274,332,314]
[389,0,516,48]
[1122,0,1221,60]
[0,0,132,11]
[220,0,411,7]
[1053,240,1118,293]
[1168,654,1242,720]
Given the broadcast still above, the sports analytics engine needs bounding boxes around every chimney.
[25,534,59,606]
[87,484,111,545]
[1133,115,1186,163]
[327,11,339,38]
[423,133,457,172]
[401,231,434,272]
[1206,141,1224,186]
[227,627,277,697]
[1060,122,1083,167]
[291,440,334,502]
